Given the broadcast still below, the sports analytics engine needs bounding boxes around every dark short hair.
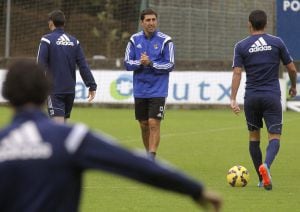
[48,10,65,27]
[249,10,267,31]
[140,8,157,21]
[2,59,52,107]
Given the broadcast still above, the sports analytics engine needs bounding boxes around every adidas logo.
[248,37,272,53]
[136,44,142,49]
[0,121,52,162]
[56,34,74,46]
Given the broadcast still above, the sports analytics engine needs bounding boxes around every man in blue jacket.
[37,10,97,123]
[0,59,222,212]
[124,8,175,159]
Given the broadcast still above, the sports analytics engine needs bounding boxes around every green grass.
[1,106,300,211]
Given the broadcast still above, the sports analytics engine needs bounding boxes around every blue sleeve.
[37,38,49,70]
[74,132,204,200]
[279,38,293,65]
[232,42,243,68]
[75,42,97,91]
[151,41,175,74]
[124,41,142,71]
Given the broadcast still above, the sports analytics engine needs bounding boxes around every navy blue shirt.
[232,34,292,97]
[0,109,203,212]
[37,28,97,94]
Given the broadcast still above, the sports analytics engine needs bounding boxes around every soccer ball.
[226,165,250,187]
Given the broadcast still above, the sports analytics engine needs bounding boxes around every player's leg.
[135,98,150,151]
[265,133,281,169]
[258,132,280,190]
[244,95,263,185]
[148,118,161,154]
[64,94,75,123]
[148,97,166,159]
[47,94,66,123]
[52,116,65,123]
[259,95,282,190]
[139,120,150,151]
[261,95,282,168]
[249,130,263,186]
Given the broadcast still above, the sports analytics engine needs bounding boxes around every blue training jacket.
[37,28,97,94]
[0,109,204,212]
[124,30,175,98]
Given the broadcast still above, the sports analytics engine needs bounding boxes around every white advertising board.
[0,70,288,110]
[74,71,247,105]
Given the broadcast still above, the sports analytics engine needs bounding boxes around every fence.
[149,0,275,60]
[1,0,275,63]
[0,0,140,59]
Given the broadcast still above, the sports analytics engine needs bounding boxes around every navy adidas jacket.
[0,109,204,212]
[37,28,97,94]
[124,30,175,98]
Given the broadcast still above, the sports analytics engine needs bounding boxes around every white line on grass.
[121,125,245,144]
[120,116,300,144]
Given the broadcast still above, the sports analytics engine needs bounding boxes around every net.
[149,0,275,60]
[1,0,275,62]
[0,0,140,59]
[0,1,6,58]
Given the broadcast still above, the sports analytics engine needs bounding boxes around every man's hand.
[140,52,151,66]
[289,86,297,97]
[230,99,240,115]
[88,90,96,102]
[197,190,222,212]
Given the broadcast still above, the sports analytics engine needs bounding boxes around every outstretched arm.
[198,190,222,212]
[68,127,221,211]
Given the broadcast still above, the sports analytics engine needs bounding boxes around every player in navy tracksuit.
[37,10,97,123]
[124,8,175,159]
[0,59,221,212]
[230,10,297,190]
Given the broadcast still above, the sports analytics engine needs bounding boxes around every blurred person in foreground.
[124,8,175,159]
[230,10,297,190]
[37,10,97,123]
[0,59,222,212]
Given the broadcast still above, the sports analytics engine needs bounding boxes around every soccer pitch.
[0,106,299,211]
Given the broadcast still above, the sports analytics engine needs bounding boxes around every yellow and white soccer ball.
[226,165,250,187]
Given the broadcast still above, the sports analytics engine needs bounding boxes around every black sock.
[249,141,262,182]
